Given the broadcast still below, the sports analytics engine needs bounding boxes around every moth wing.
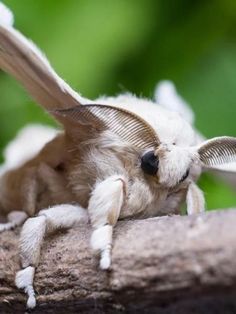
[154,80,195,125]
[154,80,207,146]
[0,4,90,111]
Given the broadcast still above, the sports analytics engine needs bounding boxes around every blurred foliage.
[0,0,235,208]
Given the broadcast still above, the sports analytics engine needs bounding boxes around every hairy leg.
[186,181,205,215]
[15,204,88,309]
[0,211,27,232]
[88,175,126,270]
[21,167,38,216]
[0,163,65,233]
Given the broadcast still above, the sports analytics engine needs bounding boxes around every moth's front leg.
[88,175,126,270]
[186,181,205,215]
[15,204,88,308]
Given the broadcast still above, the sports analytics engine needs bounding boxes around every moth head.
[53,105,236,188]
[141,144,197,187]
[144,136,236,188]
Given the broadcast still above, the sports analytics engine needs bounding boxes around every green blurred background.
[0,0,235,209]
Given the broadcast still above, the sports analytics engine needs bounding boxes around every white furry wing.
[0,2,89,111]
[155,80,195,125]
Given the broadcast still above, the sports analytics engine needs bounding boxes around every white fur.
[100,244,112,270]
[90,225,113,270]
[0,124,58,175]
[20,215,47,268]
[90,225,112,269]
[88,175,125,269]
[155,80,206,145]
[154,80,195,125]
[0,2,14,26]
[157,144,197,187]
[90,225,113,251]
[17,204,88,307]
[15,266,36,309]
[15,266,35,289]
[38,204,88,231]
[186,181,205,215]
[0,211,27,232]
[88,175,125,228]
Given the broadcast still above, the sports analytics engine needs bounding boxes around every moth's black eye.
[141,151,159,175]
[179,169,190,183]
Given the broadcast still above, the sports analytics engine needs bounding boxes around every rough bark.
[1,209,236,314]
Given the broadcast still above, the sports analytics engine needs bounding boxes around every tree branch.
[1,209,236,313]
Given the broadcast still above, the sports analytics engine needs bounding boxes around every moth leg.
[21,168,38,217]
[186,181,205,215]
[0,211,27,232]
[15,204,88,309]
[0,168,38,232]
[88,175,126,270]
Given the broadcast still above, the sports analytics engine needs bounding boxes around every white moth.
[0,2,235,309]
